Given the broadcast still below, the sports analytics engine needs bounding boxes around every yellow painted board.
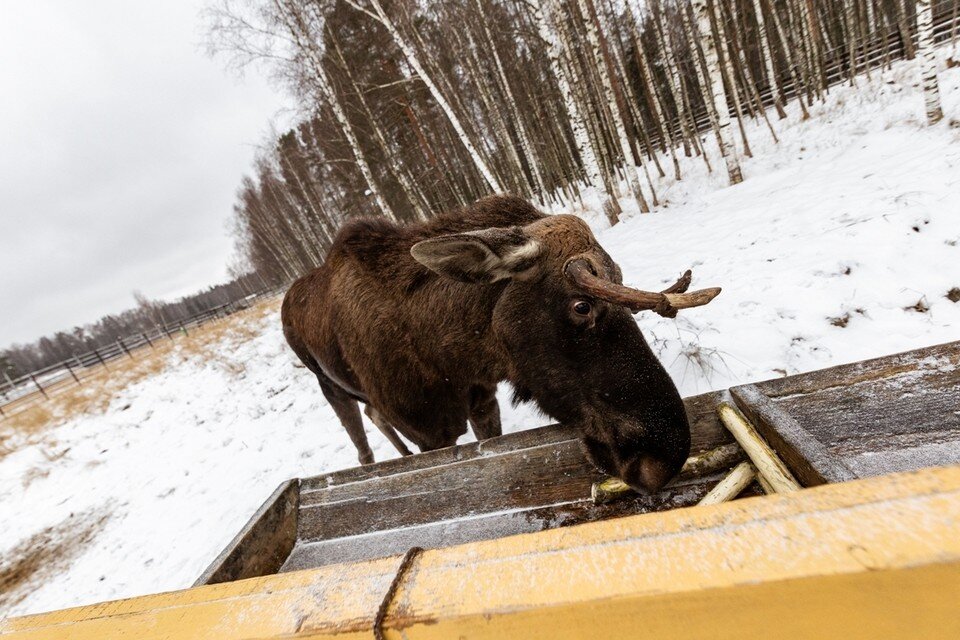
[3,465,960,639]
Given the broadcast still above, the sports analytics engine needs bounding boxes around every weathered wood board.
[733,340,960,483]
[197,341,960,585]
[10,465,960,640]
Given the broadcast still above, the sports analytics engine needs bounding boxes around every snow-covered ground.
[2,54,959,618]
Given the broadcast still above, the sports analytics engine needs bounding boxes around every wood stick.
[755,471,776,495]
[698,461,757,505]
[591,443,745,504]
[717,402,801,493]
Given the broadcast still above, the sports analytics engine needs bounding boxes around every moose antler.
[565,259,721,318]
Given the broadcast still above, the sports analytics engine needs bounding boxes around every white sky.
[0,1,290,347]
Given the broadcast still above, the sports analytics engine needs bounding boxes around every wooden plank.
[299,422,580,492]
[731,384,857,485]
[299,390,728,493]
[297,439,602,541]
[193,480,299,586]
[283,478,720,571]
[752,340,958,398]
[4,465,959,640]
[296,391,733,542]
[750,341,960,478]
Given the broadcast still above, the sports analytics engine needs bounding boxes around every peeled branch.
[716,402,801,493]
[698,461,758,505]
[591,442,745,504]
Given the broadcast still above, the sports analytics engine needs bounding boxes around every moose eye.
[572,300,592,316]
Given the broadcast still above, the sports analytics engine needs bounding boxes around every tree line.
[1,273,266,379]
[209,0,958,286]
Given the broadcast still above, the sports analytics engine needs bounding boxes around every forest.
[0,274,266,378]
[207,0,956,283]
[4,0,956,378]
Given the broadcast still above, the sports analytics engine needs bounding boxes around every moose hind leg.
[364,405,413,457]
[318,377,374,465]
[468,384,502,440]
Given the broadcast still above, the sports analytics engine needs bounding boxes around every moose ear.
[410,226,541,283]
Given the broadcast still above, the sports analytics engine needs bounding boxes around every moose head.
[412,214,720,493]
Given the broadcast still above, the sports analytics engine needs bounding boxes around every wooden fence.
[0,288,283,419]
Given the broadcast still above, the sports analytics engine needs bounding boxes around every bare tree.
[347,0,504,192]
[917,0,944,124]
[691,0,744,184]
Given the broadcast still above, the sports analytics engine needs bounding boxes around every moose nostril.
[634,456,676,494]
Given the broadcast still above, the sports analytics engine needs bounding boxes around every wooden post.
[162,324,174,341]
[117,337,133,359]
[64,360,81,385]
[142,332,154,349]
[93,347,109,370]
[29,372,48,399]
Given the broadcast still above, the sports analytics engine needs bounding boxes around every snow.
[2,54,960,619]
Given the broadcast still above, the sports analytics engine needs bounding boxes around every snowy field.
[2,54,959,618]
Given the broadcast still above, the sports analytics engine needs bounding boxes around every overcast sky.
[0,1,291,347]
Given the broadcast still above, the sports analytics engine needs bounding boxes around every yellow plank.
[3,465,960,639]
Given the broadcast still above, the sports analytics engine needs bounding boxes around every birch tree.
[529,0,603,188]
[916,0,944,124]
[274,0,397,220]
[474,0,549,199]
[328,27,429,219]
[751,0,787,118]
[577,0,650,212]
[348,0,504,193]
[691,0,744,184]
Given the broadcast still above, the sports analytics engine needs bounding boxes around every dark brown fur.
[282,195,691,492]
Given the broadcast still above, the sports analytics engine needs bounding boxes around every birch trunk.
[692,0,744,183]
[476,0,549,199]
[360,0,503,193]
[751,0,787,118]
[576,0,650,212]
[917,0,944,124]
[315,67,396,219]
[460,23,523,193]
[681,2,724,148]
[531,0,604,189]
[631,19,684,178]
[329,30,429,220]
[276,1,397,220]
[652,0,698,158]
[763,0,812,118]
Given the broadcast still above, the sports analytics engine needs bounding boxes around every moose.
[282,195,720,493]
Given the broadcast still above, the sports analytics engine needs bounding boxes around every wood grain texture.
[283,479,717,571]
[299,389,730,494]
[195,344,960,584]
[750,341,960,478]
[299,423,581,492]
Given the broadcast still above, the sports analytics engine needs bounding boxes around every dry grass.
[0,298,279,460]
[0,505,112,612]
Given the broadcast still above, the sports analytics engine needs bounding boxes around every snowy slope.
[2,55,959,619]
